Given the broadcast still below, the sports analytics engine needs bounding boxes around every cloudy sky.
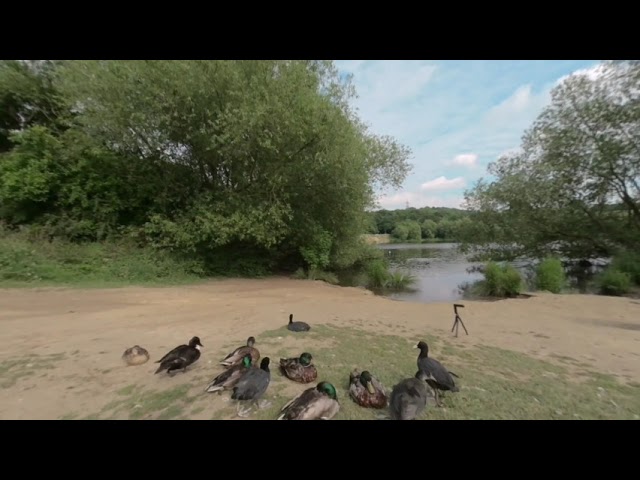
[334,60,601,210]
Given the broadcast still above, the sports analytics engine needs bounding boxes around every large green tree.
[460,60,640,261]
[1,60,412,272]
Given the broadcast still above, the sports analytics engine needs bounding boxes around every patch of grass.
[535,256,566,293]
[212,324,640,420]
[291,267,339,285]
[610,250,640,286]
[94,384,195,420]
[0,231,205,288]
[0,353,66,389]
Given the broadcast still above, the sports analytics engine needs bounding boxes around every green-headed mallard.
[348,369,388,409]
[154,336,203,375]
[204,354,252,393]
[277,381,340,420]
[220,336,260,367]
[415,340,459,407]
[279,352,317,383]
[287,313,311,332]
[389,371,429,420]
[231,357,271,417]
[122,345,150,366]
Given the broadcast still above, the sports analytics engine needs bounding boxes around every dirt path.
[1,277,639,419]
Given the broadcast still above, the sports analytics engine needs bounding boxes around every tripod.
[451,303,468,337]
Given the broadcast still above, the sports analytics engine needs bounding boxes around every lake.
[375,243,484,303]
[373,243,608,304]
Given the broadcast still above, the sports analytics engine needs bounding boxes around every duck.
[348,369,388,409]
[122,345,150,366]
[220,336,260,368]
[415,340,459,407]
[204,354,253,394]
[279,352,317,383]
[154,336,203,375]
[231,357,271,417]
[388,371,429,420]
[287,313,311,332]
[277,381,340,420]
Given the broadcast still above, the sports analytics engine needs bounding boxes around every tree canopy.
[0,60,412,274]
[460,60,640,261]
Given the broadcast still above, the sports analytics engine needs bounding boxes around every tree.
[421,219,437,239]
[461,61,640,261]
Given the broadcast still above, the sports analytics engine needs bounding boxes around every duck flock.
[121,313,460,420]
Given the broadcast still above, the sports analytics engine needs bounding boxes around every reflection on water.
[379,243,483,303]
[376,243,607,304]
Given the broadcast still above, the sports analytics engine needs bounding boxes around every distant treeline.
[366,206,471,242]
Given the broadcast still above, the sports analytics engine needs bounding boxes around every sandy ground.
[1,277,639,420]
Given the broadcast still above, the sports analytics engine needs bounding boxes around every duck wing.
[205,363,247,392]
[419,358,457,390]
[277,387,321,420]
[231,368,270,400]
[390,379,428,420]
[156,344,187,364]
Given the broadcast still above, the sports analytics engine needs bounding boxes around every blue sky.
[334,60,601,210]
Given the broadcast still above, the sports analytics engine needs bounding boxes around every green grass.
[52,325,639,420]
[0,353,66,389]
[0,232,205,288]
[210,324,640,420]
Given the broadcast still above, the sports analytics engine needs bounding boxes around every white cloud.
[420,176,466,191]
[447,153,478,168]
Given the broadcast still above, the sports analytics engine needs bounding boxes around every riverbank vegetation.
[457,60,640,299]
[0,60,412,288]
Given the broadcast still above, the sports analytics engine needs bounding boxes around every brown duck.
[348,369,388,409]
[279,352,317,383]
[220,336,260,368]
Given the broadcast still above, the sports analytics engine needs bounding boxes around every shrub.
[597,268,631,296]
[535,256,566,293]
[481,261,523,297]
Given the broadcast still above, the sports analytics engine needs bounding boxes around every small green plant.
[386,270,417,290]
[366,259,390,289]
[481,261,523,297]
[597,268,631,296]
[535,256,566,293]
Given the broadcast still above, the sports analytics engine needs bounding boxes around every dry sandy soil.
[1,277,639,420]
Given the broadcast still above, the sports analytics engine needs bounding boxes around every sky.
[334,60,602,210]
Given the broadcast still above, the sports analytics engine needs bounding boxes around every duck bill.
[366,381,375,394]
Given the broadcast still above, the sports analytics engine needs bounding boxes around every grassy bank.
[0,232,204,288]
[62,324,640,420]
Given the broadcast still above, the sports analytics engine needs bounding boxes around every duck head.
[260,357,270,371]
[414,341,428,356]
[317,381,337,400]
[189,336,204,350]
[359,370,376,394]
[299,352,313,366]
[246,336,256,347]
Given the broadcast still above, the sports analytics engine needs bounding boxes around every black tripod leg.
[458,317,469,335]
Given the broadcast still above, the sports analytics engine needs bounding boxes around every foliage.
[596,268,631,296]
[369,206,472,242]
[0,60,412,280]
[534,257,566,293]
[0,228,203,286]
[609,250,640,286]
[461,61,640,262]
[479,261,523,297]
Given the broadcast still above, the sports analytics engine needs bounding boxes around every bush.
[481,261,523,297]
[609,250,640,286]
[535,256,566,293]
[597,268,631,296]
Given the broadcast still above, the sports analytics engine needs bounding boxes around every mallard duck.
[348,369,388,409]
[277,381,340,420]
[204,354,252,394]
[287,313,311,332]
[279,352,317,383]
[220,336,260,368]
[415,340,459,407]
[389,371,429,420]
[122,345,150,366]
[231,357,271,417]
[154,336,203,375]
